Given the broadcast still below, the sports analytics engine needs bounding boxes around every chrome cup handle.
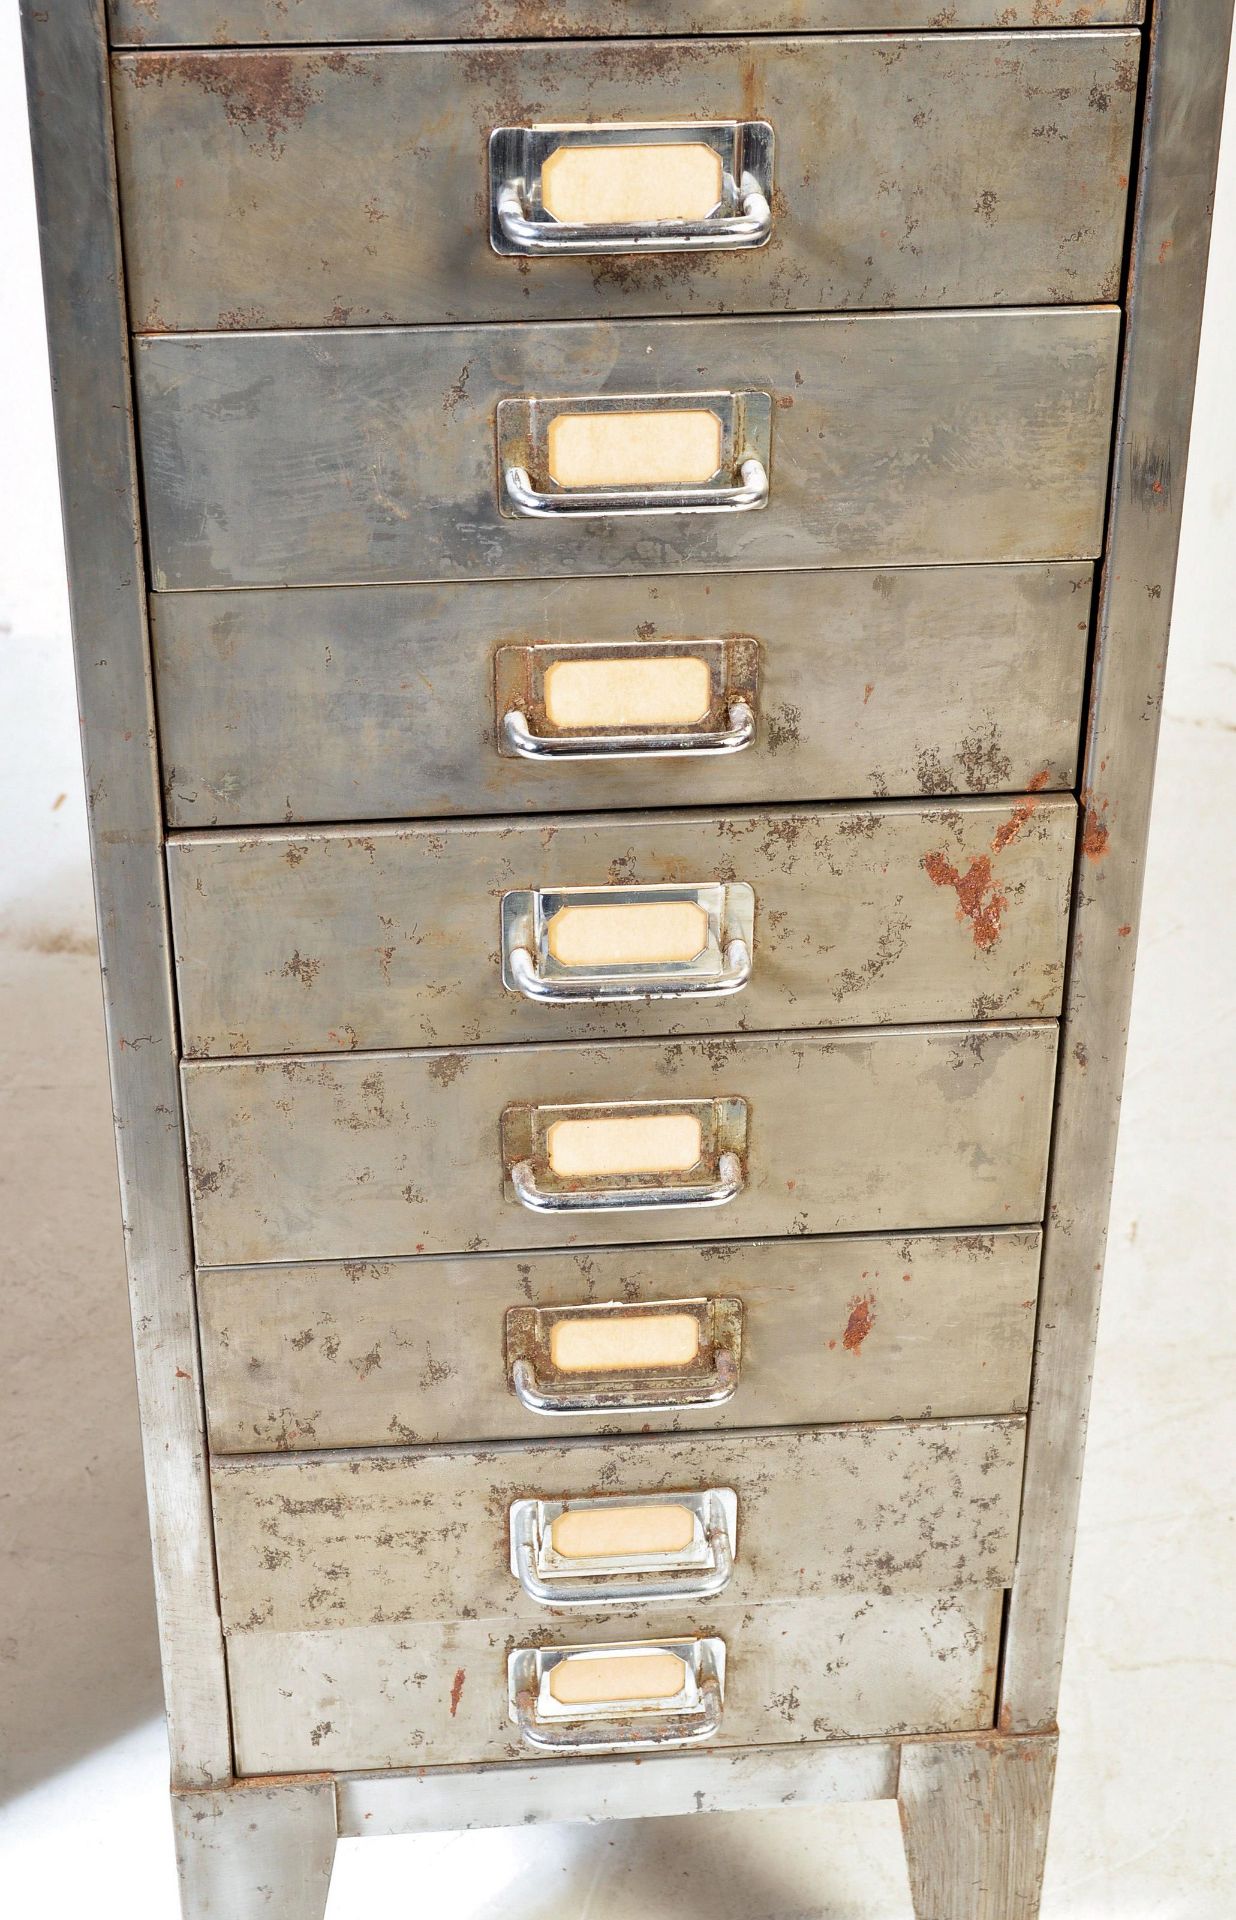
[506,936,751,1005]
[510,1149,744,1215]
[502,455,769,520]
[501,697,756,761]
[495,175,772,256]
[512,1642,725,1753]
[510,1495,735,1607]
[513,1677,724,1751]
[509,1344,739,1418]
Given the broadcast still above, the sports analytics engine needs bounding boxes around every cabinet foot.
[172,1778,337,1920]
[897,1732,1057,1920]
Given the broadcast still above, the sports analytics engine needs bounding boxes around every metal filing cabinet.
[20,2,1230,1914]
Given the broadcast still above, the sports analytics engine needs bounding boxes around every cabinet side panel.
[1002,0,1236,1731]
[18,0,230,1785]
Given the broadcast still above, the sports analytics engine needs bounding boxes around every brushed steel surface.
[209,1419,1026,1632]
[197,1230,1041,1452]
[17,0,231,1788]
[111,35,1137,330]
[167,798,1076,1055]
[107,1,1146,48]
[1002,0,1236,1734]
[333,1739,900,1833]
[181,1022,1058,1265]
[226,1591,1006,1773]
[152,564,1092,828]
[133,309,1121,590]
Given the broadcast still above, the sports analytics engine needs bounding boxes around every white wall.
[1,3,93,946]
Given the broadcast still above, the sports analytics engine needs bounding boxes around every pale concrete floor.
[0,700,1232,1918]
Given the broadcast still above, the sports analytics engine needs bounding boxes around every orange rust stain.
[923,850,1008,951]
[925,772,1051,948]
[863,683,875,704]
[1081,796,1111,861]
[449,1668,466,1718]
[1158,238,1174,266]
[990,769,1051,855]
[842,1294,876,1355]
[1117,923,1132,937]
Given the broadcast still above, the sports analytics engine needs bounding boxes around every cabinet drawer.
[134,309,1120,590]
[168,796,1075,1056]
[198,1229,1042,1451]
[113,34,1137,331]
[154,564,1090,829]
[108,2,1145,48]
[228,1594,1004,1772]
[210,1419,1025,1632]
[182,1023,1057,1265]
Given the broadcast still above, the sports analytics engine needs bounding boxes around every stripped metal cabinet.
[20,2,1230,1915]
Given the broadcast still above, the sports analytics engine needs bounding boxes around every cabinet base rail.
[172,1730,1057,1920]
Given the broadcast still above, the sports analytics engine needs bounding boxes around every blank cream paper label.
[547,900,709,969]
[548,410,723,489]
[543,654,712,730]
[540,142,723,226]
[550,1309,701,1374]
[550,1504,696,1561]
[548,1651,688,1708]
[546,1112,704,1178]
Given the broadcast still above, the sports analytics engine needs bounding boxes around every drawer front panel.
[134,310,1120,590]
[198,1230,1041,1451]
[182,1023,1057,1265]
[109,3,1145,46]
[227,1593,1004,1773]
[168,797,1075,1056]
[210,1419,1025,1632]
[153,564,1091,829]
[113,35,1137,330]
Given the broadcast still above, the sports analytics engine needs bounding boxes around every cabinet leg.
[897,1732,1057,1920]
[172,1778,337,1920]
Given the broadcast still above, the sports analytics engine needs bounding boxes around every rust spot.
[449,1668,466,1717]
[126,51,363,153]
[280,950,321,987]
[1081,794,1111,861]
[990,770,1051,854]
[443,362,472,417]
[1117,922,1132,937]
[1130,440,1173,512]
[428,1052,466,1087]
[863,683,875,705]
[923,850,1007,951]
[842,1294,876,1355]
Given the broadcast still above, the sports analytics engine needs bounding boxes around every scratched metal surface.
[18,0,232,1785]
[1002,0,1236,1731]
[106,1,1146,48]
[226,1590,1005,1773]
[210,1418,1025,1631]
[167,797,1075,1054]
[154,564,1091,828]
[182,1022,1058,1265]
[111,34,1138,330]
[133,308,1121,590]
[197,1230,1042,1451]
